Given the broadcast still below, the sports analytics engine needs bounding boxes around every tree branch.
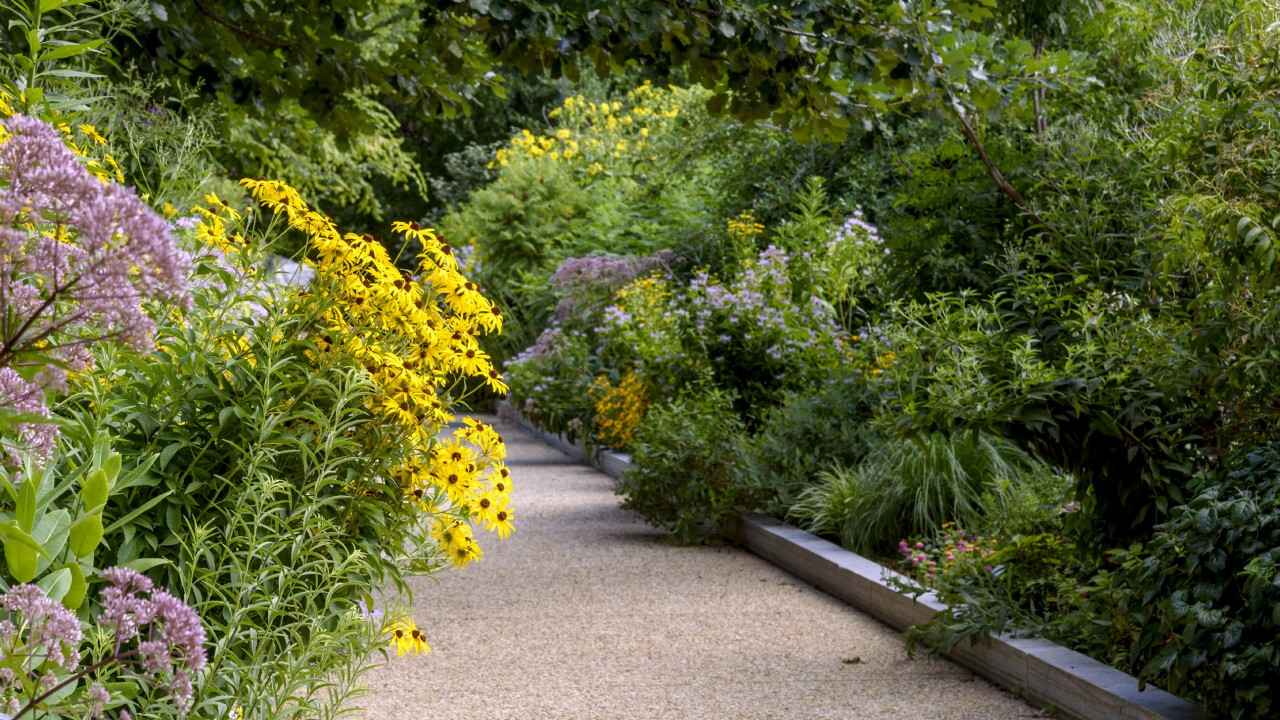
[952,106,1056,238]
[192,0,289,50]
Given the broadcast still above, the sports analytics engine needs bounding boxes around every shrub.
[792,431,1065,556]
[687,244,850,423]
[617,389,747,544]
[1117,444,1280,720]
[59,181,514,718]
[741,374,878,516]
[504,327,600,444]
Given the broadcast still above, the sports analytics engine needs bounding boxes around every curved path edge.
[516,419,1208,720]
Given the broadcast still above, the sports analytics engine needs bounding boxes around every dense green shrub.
[504,327,601,444]
[1117,446,1280,720]
[56,181,515,718]
[742,376,878,517]
[617,390,747,544]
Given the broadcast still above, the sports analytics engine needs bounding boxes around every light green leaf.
[67,513,103,558]
[60,562,86,610]
[37,38,105,63]
[121,557,170,573]
[81,469,108,511]
[1,521,43,582]
[37,567,71,602]
[17,479,37,533]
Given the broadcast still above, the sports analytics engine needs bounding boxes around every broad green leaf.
[121,557,170,573]
[1,521,42,582]
[81,469,108,511]
[102,453,121,485]
[158,442,183,471]
[32,508,71,565]
[36,567,71,602]
[67,513,103,558]
[60,562,86,610]
[104,682,139,700]
[17,479,37,533]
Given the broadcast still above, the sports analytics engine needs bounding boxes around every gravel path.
[356,417,1043,720]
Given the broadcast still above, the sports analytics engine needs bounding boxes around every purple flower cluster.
[550,250,673,321]
[0,583,84,672]
[99,566,207,713]
[832,210,886,255]
[0,367,58,466]
[507,327,566,369]
[0,569,206,718]
[0,115,191,465]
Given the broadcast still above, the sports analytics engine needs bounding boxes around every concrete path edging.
[515,418,1208,720]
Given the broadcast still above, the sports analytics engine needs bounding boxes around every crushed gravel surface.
[355,417,1044,720]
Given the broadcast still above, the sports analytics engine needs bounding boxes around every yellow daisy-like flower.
[78,123,106,145]
[485,496,515,539]
[204,192,243,221]
[385,616,430,657]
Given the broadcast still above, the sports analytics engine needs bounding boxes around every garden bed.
[513,416,1207,720]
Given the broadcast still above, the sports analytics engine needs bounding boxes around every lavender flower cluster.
[99,567,207,713]
[550,250,673,322]
[0,567,206,719]
[507,327,567,368]
[824,210,888,287]
[0,115,191,465]
[690,245,838,340]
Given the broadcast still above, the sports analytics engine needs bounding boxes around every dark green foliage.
[1119,446,1280,720]
[742,376,878,517]
[618,391,747,544]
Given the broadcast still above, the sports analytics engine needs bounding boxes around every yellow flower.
[78,124,106,145]
[485,496,515,539]
[104,154,124,183]
[204,192,242,221]
[385,616,430,657]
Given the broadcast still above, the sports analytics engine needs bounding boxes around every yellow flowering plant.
[444,83,722,367]
[588,371,649,450]
[61,180,514,718]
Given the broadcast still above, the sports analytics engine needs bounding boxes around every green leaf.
[17,479,37,533]
[103,682,139,700]
[1,521,43,582]
[158,442,183,471]
[120,557,170,573]
[60,562,86,610]
[37,567,71,602]
[37,38,105,63]
[32,508,71,565]
[81,469,108,511]
[102,453,121,485]
[67,513,103,558]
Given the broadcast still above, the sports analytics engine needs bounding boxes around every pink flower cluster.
[99,566,207,713]
[899,527,998,583]
[0,568,206,718]
[0,114,190,466]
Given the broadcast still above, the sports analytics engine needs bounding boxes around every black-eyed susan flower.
[385,616,430,657]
